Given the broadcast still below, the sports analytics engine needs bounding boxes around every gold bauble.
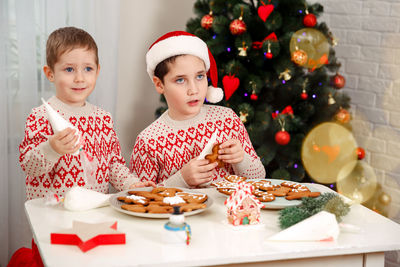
[301,122,357,183]
[290,28,330,70]
[337,161,377,204]
[379,193,391,206]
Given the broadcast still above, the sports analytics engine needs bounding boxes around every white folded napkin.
[268,211,340,242]
[64,187,111,211]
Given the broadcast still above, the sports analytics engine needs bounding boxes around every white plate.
[109,187,213,218]
[217,179,319,210]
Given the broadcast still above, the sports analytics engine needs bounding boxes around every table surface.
[25,183,400,267]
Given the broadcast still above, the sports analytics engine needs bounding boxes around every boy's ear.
[153,76,164,94]
[43,65,54,82]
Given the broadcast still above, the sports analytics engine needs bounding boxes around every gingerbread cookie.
[127,191,164,201]
[225,175,247,183]
[118,195,149,205]
[151,187,183,197]
[205,144,224,168]
[217,188,235,196]
[147,204,174,213]
[285,191,321,200]
[257,192,275,202]
[121,204,147,213]
[270,186,291,197]
[176,192,208,203]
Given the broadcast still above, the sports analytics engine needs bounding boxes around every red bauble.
[303,13,317,27]
[250,93,258,100]
[357,147,365,160]
[332,73,346,89]
[201,14,214,30]
[275,130,290,145]
[301,91,308,100]
[229,19,246,35]
[265,52,273,59]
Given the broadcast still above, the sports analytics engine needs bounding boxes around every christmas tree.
[156,0,351,184]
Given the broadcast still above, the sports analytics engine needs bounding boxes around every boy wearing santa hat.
[130,31,265,187]
[19,27,154,201]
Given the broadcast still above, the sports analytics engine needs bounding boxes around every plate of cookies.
[211,175,320,209]
[109,187,213,218]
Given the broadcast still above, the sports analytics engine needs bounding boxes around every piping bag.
[42,98,97,185]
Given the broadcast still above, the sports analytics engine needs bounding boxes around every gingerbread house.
[224,181,264,226]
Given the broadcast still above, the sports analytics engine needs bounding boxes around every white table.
[25,184,400,267]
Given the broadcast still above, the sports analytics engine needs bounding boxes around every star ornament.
[51,221,125,252]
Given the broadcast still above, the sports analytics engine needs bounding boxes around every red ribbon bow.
[252,32,278,49]
[271,105,293,119]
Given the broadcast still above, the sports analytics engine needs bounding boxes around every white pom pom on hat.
[146,31,224,103]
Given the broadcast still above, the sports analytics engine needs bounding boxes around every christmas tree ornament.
[238,41,248,56]
[291,47,308,66]
[328,31,338,46]
[337,161,377,204]
[201,11,214,30]
[301,89,308,100]
[356,147,365,160]
[332,73,346,89]
[303,9,317,27]
[239,111,249,123]
[275,130,290,145]
[379,192,391,206]
[257,1,274,22]
[290,28,329,70]
[335,108,350,123]
[301,122,357,184]
[250,91,258,101]
[279,69,292,81]
[328,93,336,105]
[265,42,273,59]
[230,8,246,35]
[222,74,240,100]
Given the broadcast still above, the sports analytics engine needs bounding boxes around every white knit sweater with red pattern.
[129,105,266,187]
[20,96,138,200]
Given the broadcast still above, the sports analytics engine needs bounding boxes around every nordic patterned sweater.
[129,105,266,187]
[20,96,138,200]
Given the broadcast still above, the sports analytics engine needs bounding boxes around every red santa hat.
[146,31,224,103]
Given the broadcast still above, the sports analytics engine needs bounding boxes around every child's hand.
[181,158,218,187]
[49,128,80,155]
[218,139,244,164]
[129,180,156,189]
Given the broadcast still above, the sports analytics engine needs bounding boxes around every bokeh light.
[301,122,358,183]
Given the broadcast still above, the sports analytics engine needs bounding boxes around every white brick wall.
[309,1,400,265]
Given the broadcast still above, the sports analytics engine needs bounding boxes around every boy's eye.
[196,74,205,80]
[176,78,184,84]
[85,67,93,72]
[65,67,73,72]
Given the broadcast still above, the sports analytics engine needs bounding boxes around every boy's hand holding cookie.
[181,157,218,187]
[49,128,80,155]
[129,180,156,189]
[218,139,244,164]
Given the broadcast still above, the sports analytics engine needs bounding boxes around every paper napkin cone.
[41,98,80,155]
[197,131,218,160]
[268,211,340,242]
[64,187,111,211]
